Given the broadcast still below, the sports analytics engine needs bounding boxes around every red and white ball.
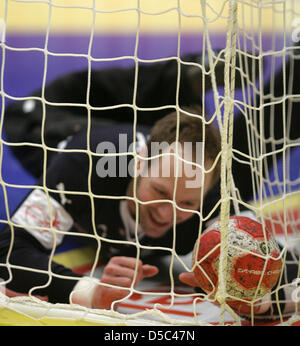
[192,216,282,315]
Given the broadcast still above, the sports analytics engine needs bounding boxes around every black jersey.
[0,123,222,303]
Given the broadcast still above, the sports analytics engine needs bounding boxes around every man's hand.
[92,256,159,310]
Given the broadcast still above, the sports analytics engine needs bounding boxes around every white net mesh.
[0,0,299,326]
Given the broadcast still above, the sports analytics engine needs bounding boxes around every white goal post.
[0,0,300,326]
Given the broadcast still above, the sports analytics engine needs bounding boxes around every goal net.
[0,0,299,326]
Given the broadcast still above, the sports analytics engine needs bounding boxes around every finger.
[111,257,143,271]
[178,272,201,287]
[142,265,159,278]
[104,263,137,280]
[101,273,132,288]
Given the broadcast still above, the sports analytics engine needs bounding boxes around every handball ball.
[192,216,282,315]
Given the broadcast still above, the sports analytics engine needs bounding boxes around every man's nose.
[156,202,173,220]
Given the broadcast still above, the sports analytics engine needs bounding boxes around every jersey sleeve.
[0,224,81,304]
[0,128,106,303]
[0,137,89,302]
[0,131,97,302]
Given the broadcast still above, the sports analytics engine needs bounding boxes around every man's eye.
[183,202,192,207]
[181,201,197,209]
[154,187,165,195]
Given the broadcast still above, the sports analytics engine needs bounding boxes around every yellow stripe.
[3,0,296,33]
[252,193,300,216]
[53,246,97,270]
[0,308,127,326]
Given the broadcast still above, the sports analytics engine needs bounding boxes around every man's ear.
[136,145,148,176]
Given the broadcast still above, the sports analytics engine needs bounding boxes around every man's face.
[131,153,215,239]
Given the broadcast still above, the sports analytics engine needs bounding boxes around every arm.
[0,194,159,308]
[0,133,88,302]
[0,204,159,308]
[0,226,81,303]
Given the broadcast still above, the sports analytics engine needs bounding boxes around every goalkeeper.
[1,52,299,318]
[0,108,298,319]
[0,108,223,310]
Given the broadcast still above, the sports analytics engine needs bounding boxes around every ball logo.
[259,242,270,255]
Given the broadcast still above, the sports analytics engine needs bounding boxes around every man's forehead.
[149,150,204,173]
[138,142,210,188]
[149,141,204,162]
[146,156,204,189]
